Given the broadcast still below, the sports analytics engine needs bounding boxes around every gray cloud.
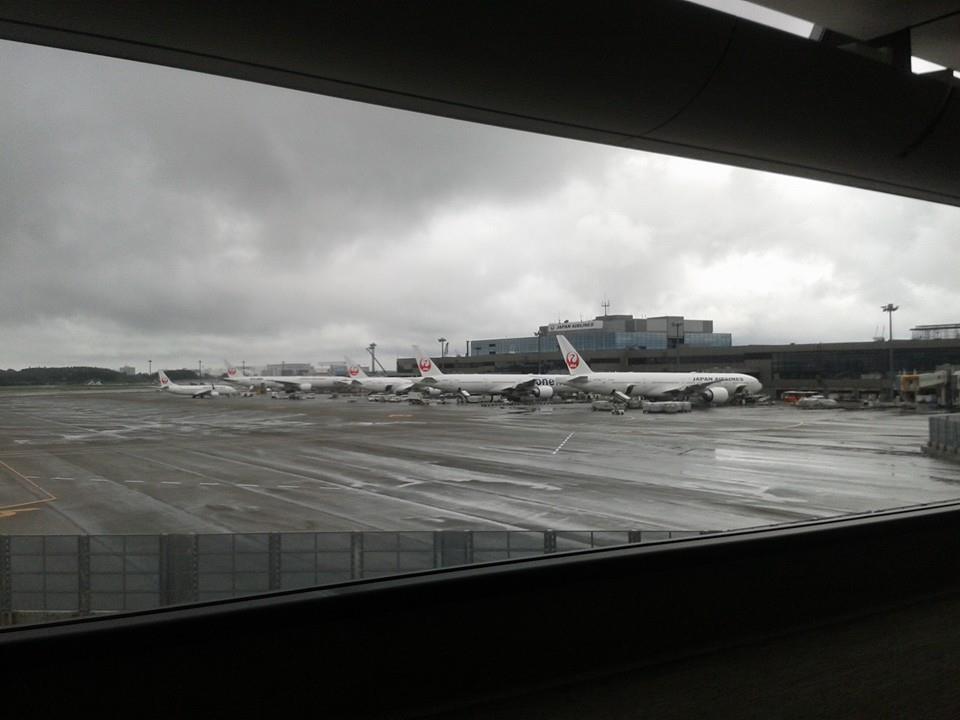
[1,39,958,372]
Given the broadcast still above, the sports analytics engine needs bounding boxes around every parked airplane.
[158,370,237,398]
[343,357,421,395]
[555,335,762,404]
[222,364,281,391]
[411,346,571,400]
[223,365,348,395]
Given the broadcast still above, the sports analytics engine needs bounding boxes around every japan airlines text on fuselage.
[158,370,237,398]
[555,335,762,404]
[412,346,571,399]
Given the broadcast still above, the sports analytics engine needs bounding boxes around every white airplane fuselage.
[569,372,762,399]
[158,372,237,398]
[416,373,572,398]
[411,345,573,399]
[349,375,418,394]
[225,373,347,393]
[554,334,762,403]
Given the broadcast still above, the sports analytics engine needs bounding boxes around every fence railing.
[0,530,709,625]
[928,414,960,458]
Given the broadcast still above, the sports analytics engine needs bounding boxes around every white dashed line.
[124,480,145,484]
[237,484,260,488]
[551,432,576,455]
[160,481,181,485]
[89,478,108,482]
[51,476,74,480]
[199,482,220,486]
[276,485,301,489]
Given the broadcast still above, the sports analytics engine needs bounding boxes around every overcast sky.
[2,38,958,373]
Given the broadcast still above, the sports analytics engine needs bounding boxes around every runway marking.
[276,484,301,489]
[187,450,524,530]
[52,476,75,480]
[0,459,58,515]
[551,432,576,455]
[199,482,221,486]
[160,481,181,485]
[89,478,109,482]
[0,507,39,518]
[237,483,260,488]
[124,480,145,484]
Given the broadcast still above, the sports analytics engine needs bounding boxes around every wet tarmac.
[1,388,959,534]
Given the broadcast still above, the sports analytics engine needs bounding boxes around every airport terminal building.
[469,314,732,357]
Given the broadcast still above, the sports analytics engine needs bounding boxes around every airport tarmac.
[1,388,959,534]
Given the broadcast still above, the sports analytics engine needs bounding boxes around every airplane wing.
[490,382,530,394]
[384,380,416,393]
[660,380,747,397]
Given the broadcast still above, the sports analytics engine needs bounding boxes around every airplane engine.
[422,387,443,397]
[702,386,729,404]
[532,385,554,399]
[210,390,219,397]
[299,383,312,392]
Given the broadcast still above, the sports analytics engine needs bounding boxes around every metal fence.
[929,414,960,457]
[0,530,708,625]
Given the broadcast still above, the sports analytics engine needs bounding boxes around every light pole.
[671,321,683,368]
[882,303,899,397]
[534,329,544,374]
[148,359,152,376]
[198,360,202,378]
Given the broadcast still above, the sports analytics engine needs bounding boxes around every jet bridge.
[901,364,960,408]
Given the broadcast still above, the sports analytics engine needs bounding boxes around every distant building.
[911,324,960,341]
[263,363,315,376]
[317,361,355,377]
[119,365,136,376]
[469,314,731,357]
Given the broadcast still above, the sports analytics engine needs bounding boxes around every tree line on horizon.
[0,367,202,386]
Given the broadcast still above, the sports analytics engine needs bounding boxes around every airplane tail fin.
[224,360,246,379]
[345,357,368,379]
[412,345,443,377]
[556,335,592,375]
[158,369,172,386]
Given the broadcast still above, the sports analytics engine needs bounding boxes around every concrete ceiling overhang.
[1,0,959,207]
[754,1,960,70]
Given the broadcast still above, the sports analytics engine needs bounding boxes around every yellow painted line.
[0,508,39,519]
[0,459,57,514]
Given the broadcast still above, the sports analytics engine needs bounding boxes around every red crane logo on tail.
[348,366,360,377]
[566,352,580,370]
[419,358,432,372]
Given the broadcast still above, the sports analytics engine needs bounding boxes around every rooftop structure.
[470,314,731,357]
[911,324,960,341]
